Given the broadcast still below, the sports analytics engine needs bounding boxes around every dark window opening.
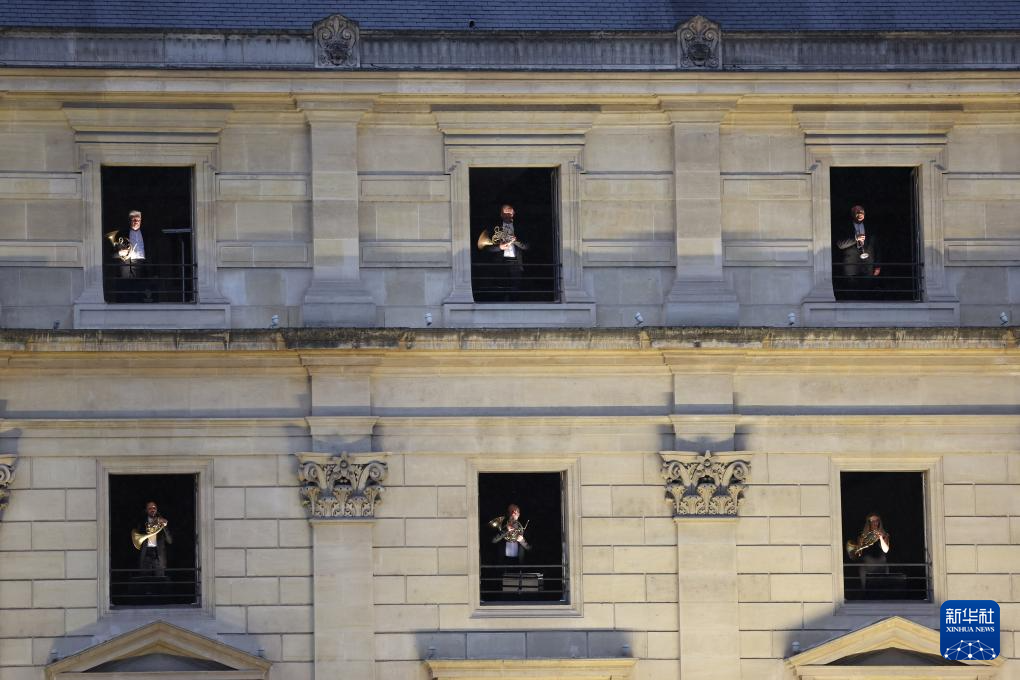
[109,474,199,607]
[840,471,930,602]
[478,472,568,604]
[470,168,561,303]
[101,166,196,304]
[830,167,923,302]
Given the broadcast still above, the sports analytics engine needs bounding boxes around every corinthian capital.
[295,452,387,519]
[0,456,16,517]
[661,450,749,517]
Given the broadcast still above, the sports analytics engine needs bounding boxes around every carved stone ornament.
[0,456,16,516]
[314,14,361,69]
[677,15,721,70]
[661,450,749,517]
[296,452,386,519]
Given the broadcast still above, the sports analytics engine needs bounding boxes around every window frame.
[467,456,582,618]
[97,457,215,617]
[830,456,945,616]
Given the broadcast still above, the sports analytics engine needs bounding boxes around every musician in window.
[477,204,528,299]
[106,209,147,302]
[489,503,530,564]
[846,512,891,590]
[835,204,881,292]
[134,500,172,578]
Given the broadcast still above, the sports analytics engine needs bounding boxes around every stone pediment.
[787,616,1002,679]
[46,621,270,680]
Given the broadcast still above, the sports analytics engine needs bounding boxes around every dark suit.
[137,517,172,578]
[835,222,879,294]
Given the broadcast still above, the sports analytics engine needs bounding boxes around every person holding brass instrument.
[489,503,530,564]
[846,512,890,591]
[836,205,881,292]
[106,210,147,302]
[477,204,528,298]
[134,500,172,578]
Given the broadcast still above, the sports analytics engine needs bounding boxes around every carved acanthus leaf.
[296,452,387,519]
[661,450,749,517]
[0,456,16,516]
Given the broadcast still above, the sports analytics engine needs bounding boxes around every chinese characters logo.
[940,600,999,660]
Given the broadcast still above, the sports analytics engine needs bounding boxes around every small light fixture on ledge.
[1000,311,1010,326]
[269,314,280,329]
[634,312,644,327]
[424,312,433,327]
[787,311,797,326]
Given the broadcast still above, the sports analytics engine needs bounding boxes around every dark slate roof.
[2,0,1019,32]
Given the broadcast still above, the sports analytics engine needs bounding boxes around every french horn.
[106,230,133,263]
[845,530,879,559]
[476,224,515,250]
[131,517,168,550]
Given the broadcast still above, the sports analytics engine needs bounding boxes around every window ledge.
[472,603,582,619]
[442,302,595,328]
[74,302,230,329]
[836,601,938,619]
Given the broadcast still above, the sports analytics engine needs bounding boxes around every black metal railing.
[480,563,568,604]
[103,262,197,304]
[843,561,932,601]
[110,567,200,607]
[472,263,561,303]
[833,261,924,302]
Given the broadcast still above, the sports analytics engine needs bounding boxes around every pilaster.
[662,450,750,680]
[296,452,388,680]
[661,99,740,325]
[299,98,377,326]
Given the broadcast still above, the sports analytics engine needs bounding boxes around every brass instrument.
[131,517,168,550]
[476,224,516,251]
[106,230,133,264]
[845,530,880,559]
[489,515,529,544]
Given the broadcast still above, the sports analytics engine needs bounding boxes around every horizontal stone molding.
[582,240,675,267]
[723,239,811,266]
[442,303,596,328]
[3,29,1019,71]
[73,303,231,329]
[581,174,673,201]
[360,240,451,268]
[945,173,1020,199]
[218,241,311,267]
[0,172,82,199]
[945,239,1020,265]
[801,301,960,327]
[0,241,81,267]
[216,173,310,201]
[360,175,451,202]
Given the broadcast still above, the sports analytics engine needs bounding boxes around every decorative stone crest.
[661,450,749,517]
[677,16,721,70]
[314,14,361,69]
[296,452,386,518]
[0,456,16,517]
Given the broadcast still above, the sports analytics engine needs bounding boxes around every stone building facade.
[1,8,1019,680]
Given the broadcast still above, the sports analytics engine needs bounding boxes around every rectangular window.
[469,167,561,303]
[109,473,200,607]
[478,471,568,605]
[840,471,930,602]
[101,166,196,304]
[830,167,923,302]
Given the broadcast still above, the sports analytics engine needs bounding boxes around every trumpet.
[131,517,168,550]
